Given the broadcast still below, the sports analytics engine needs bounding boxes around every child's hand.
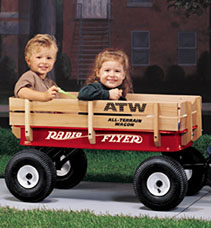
[44,86,59,100]
[109,88,123,100]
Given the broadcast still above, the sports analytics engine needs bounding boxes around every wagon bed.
[9,92,202,152]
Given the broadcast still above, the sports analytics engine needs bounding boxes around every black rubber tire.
[5,149,56,202]
[163,147,206,196]
[133,156,188,211]
[55,148,87,189]
[40,147,88,189]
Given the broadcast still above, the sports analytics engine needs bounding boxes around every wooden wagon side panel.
[10,98,180,131]
[9,93,202,147]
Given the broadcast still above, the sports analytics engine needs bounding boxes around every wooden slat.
[11,92,200,104]
[9,97,25,111]
[193,97,202,141]
[61,91,199,103]
[126,93,200,103]
[179,101,188,117]
[10,112,179,131]
[186,101,192,140]
[10,112,87,127]
[90,102,178,116]
[9,97,179,116]
[10,97,88,113]
[88,101,96,144]
[11,126,20,139]
[24,99,33,141]
[181,102,192,146]
[153,103,161,147]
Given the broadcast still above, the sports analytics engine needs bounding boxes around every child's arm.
[78,83,110,100]
[18,86,58,101]
[78,83,123,100]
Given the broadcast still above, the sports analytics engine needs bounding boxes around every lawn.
[0,207,210,228]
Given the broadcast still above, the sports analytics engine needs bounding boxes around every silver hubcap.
[57,155,71,177]
[147,172,170,196]
[17,165,39,189]
[185,169,192,180]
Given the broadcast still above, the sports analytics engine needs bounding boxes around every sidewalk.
[1,179,211,220]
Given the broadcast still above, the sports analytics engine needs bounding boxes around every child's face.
[97,60,125,89]
[25,46,56,79]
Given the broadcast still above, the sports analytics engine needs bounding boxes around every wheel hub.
[184,169,192,180]
[147,172,170,196]
[57,155,71,177]
[17,165,39,189]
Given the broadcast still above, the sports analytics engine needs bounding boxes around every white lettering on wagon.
[101,134,143,144]
[46,131,82,140]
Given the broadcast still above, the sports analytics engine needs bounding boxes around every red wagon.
[6,92,208,211]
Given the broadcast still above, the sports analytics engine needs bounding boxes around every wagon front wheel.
[133,156,188,211]
[5,149,56,202]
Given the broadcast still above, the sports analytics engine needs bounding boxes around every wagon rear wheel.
[40,147,87,189]
[55,148,87,189]
[133,156,188,211]
[163,147,206,195]
[5,149,56,202]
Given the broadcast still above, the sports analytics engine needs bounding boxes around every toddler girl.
[78,48,133,100]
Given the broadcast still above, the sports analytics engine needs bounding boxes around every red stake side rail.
[15,125,193,152]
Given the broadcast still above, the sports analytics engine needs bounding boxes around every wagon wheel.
[5,149,56,202]
[133,156,188,211]
[40,147,88,189]
[163,147,206,196]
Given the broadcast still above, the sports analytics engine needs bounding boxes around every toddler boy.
[14,34,59,101]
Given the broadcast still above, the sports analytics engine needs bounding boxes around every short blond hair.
[25,34,58,59]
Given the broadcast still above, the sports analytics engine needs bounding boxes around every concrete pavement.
[0,179,211,220]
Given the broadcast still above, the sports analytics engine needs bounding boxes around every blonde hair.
[86,48,133,97]
[25,34,58,60]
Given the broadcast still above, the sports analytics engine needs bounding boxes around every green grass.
[192,133,211,156]
[0,155,10,177]
[0,127,26,155]
[0,207,210,228]
[84,149,159,182]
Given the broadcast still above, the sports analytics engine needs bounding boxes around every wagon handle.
[88,101,96,144]
[24,99,33,141]
[58,87,76,98]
